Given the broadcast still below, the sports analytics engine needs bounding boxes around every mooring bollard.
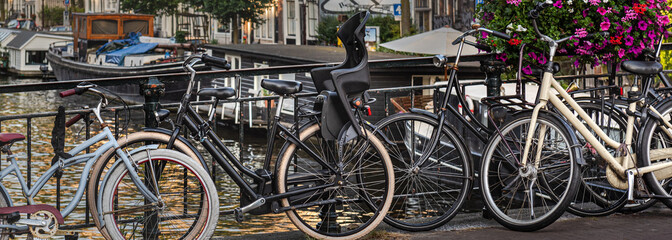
[480,60,506,97]
[140,77,165,239]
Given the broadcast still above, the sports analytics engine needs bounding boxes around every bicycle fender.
[408,108,439,119]
[512,109,586,165]
[142,127,208,172]
[96,144,161,227]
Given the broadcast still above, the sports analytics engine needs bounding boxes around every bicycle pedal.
[234,208,244,223]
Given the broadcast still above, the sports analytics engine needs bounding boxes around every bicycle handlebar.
[201,54,231,70]
[529,1,552,19]
[66,113,85,128]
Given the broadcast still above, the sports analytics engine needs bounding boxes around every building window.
[287,0,296,36]
[434,0,447,15]
[308,1,318,37]
[416,0,429,8]
[217,21,230,33]
[25,51,47,65]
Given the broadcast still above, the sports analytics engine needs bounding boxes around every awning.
[380,26,483,56]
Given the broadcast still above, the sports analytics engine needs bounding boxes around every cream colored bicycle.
[481,2,672,232]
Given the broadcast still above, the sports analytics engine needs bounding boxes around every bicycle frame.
[0,127,162,229]
[522,71,672,180]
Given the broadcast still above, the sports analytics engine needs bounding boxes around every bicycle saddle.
[0,133,25,147]
[198,87,236,100]
[261,79,303,95]
[621,61,663,75]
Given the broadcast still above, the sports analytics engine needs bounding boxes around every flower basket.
[477,0,671,67]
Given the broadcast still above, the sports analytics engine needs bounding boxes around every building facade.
[3,0,66,28]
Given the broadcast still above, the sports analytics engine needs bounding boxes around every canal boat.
[46,13,210,103]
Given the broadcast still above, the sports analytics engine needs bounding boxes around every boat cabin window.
[92,19,118,35]
[25,51,47,65]
[123,20,149,35]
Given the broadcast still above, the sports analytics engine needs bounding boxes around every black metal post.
[140,77,165,240]
[480,60,506,97]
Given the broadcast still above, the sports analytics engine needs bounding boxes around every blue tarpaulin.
[96,32,142,55]
[104,42,158,66]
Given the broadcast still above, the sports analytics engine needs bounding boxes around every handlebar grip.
[474,43,492,52]
[59,89,76,98]
[451,37,462,45]
[491,30,511,40]
[201,55,231,70]
[66,114,84,128]
[586,31,609,38]
[529,1,551,19]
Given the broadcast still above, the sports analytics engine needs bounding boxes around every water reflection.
[0,76,297,238]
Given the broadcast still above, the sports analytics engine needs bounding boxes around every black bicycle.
[86,11,396,239]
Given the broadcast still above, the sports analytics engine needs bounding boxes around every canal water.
[0,76,297,238]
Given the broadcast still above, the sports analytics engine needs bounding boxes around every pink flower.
[589,0,600,6]
[496,53,508,62]
[626,26,632,33]
[506,0,522,6]
[622,9,637,21]
[600,20,611,31]
[583,9,588,18]
[553,0,563,8]
[538,55,548,65]
[522,65,533,75]
[481,32,489,39]
[624,35,634,46]
[638,20,649,31]
[648,30,657,41]
[657,15,670,26]
[528,52,538,60]
[618,48,626,58]
[597,7,608,15]
[575,28,588,38]
[574,59,581,68]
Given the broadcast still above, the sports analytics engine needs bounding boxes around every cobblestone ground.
[214,205,672,239]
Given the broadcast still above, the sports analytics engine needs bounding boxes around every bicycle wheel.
[638,100,672,209]
[373,113,472,231]
[87,131,202,238]
[565,101,628,216]
[100,149,218,239]
[0,188,10,240]
[275,123,394,239]
[481,111,580,231]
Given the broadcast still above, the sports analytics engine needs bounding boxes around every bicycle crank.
[29,210,59,239]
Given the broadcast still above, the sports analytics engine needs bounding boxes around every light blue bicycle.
[0,83,218,239]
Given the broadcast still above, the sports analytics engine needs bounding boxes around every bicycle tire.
[480,111,580,231]
[87,131,202,238]
[563,101,628,217]
[275,123,394,239]
[100,149,218,239]
[638,100,672,209]
[374,113,473,231]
